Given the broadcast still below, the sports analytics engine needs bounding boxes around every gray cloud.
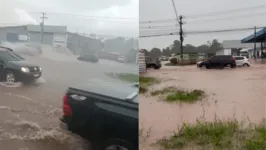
[0,0,138,37]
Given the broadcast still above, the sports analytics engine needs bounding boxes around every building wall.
[53,33,67,48]
[0,25,67,47]
[216,49,232,55]
[0,26,28,42]
[139,50,146,73]
[67,32,100,54]
[29,32,53,45]
[223,40,261,49]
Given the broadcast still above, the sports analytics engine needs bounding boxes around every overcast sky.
[0,0,138,38]
[139,0,266,50]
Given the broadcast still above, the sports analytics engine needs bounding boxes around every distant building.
[223,40,261,49]
[220,40,262,57]
[0,25,67,47]
[67,32,103,55]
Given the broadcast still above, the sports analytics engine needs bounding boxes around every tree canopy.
[146,39,223,57]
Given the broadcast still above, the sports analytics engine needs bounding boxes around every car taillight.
[232,57,235,61]
[63,94,72,116]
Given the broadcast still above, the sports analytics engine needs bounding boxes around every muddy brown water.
[140,65,266,149]
[0,53,137,150]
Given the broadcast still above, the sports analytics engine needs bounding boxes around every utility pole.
[254,26,257,60]
[40,12,47,44]
[179,15,184,64]
[171,0,184,64]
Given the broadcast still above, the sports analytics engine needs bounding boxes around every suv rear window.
[234,57,244,60]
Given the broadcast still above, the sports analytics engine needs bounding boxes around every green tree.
[141,49,149,56]
[162,47,171,56]
[196,44,210,53]
[207,39,222,53]
[184,44,196,53]
[170,40,181,54]
[149,47,162,58]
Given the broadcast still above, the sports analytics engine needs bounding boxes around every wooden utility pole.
[179,15,184,64]
[254,26,257,60]
[40,12,47,44]
[171,0,184,64]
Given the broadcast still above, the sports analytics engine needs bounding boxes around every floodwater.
[0,48,137,150]
[140,65,266,149]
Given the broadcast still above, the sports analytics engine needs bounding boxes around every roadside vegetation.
[157,119,266,150]
[151,87,204,103]
[106,73,138,83]
[139,76,159,94]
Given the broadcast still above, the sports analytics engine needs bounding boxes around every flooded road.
[140,65,266,149]
[0,52,137,150]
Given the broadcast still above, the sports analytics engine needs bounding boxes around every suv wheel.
[243,63,250,67]
[200,64,206,68]
[5,71,16,84]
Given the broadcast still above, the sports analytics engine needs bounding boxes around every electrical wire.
[140,24,178,29]
[187,12,266,24]
[186,4,266,18]
[26,11,139,20]
[140,4,266,24]
[140,26,264,38]
[140,11,266,30]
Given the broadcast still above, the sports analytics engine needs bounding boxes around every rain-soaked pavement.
[0,52,137,150]
[140,64,266,150]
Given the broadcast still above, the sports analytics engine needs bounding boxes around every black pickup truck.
[60,81,138,150]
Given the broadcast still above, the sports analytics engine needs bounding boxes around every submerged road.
[0,53,138,150]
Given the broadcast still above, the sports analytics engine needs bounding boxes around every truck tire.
[93,139,135,150]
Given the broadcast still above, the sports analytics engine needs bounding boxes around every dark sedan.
[0,47,42,84]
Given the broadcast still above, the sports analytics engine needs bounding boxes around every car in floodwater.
[117,55,125,62]
[197,55,236,69]
[146,57,161,69]
[60,81,138,150]
[77,54,99,63]
[0,47,42,84]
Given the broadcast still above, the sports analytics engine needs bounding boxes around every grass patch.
[151,87,204,103]
[157,120,266,150]
[151,87,176,96]
[139,76,158,85]
[139,76,159,94]
[106,73,138,83]
[166,89,204,103]
[139,85,148,94]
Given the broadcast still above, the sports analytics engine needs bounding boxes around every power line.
[140,24,178,29]
[139,26,264,38]
[140,19,176,24]
[186,4,266,18]
[28,11,138,20]
[186,12,266,24]
[140,11,266,30]
[185,27,264,34]
[140,4,266,24]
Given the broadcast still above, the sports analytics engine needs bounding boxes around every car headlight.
[21,67,30,73]
[39,67,42,71]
